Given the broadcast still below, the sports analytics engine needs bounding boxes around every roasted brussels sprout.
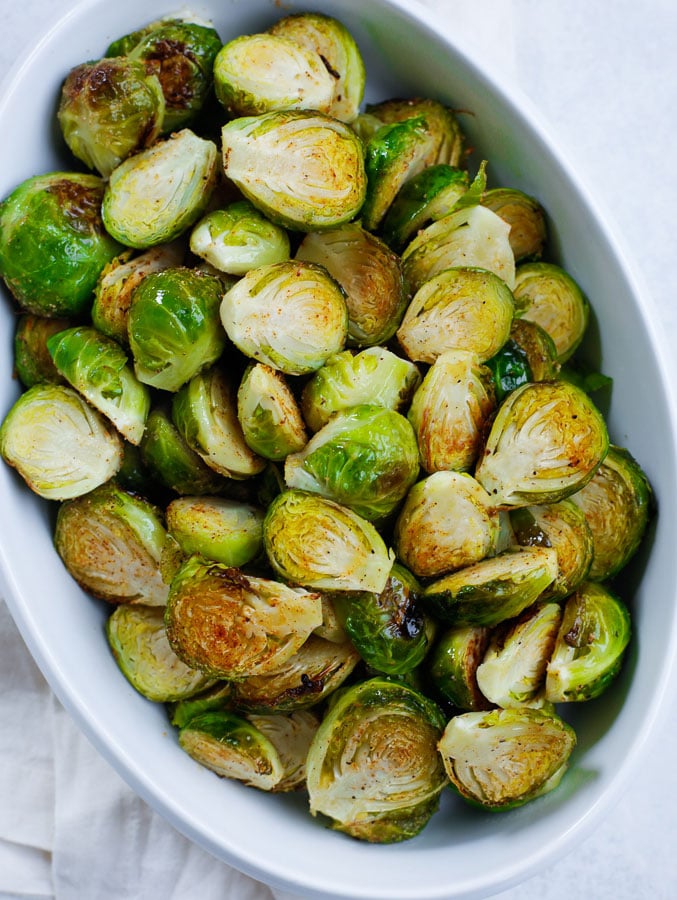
[427,624,492,710]
[237,363,308,461]
[166,496,264,567]
[508,318,560,382]
[438,707,576,809]
[485,339,532,403]
[168,681,233,729]
[0,383,123,500]
[365,97,464,167]
[481,187,547,262]
[13,314,70,388]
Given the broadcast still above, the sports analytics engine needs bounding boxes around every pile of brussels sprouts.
[0,10,654,844]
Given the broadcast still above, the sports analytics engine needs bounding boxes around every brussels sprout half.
[13,314,71,388]
[427,624,492,711]
[365,97,464,167]
[166,496,264,568]
[237,363,308,461]
[481,187,547,262]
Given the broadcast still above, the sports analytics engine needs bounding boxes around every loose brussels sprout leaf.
[509,318,560,383]
[0,384,123,500]
[168,681,233,729]
[237,363,308,461]
[268,12,365,123]
[296,223,408,347]
[438,707,576,810]
[248,710,321,792]
[221,110,367,231]
[569,445,653,581]
[301,347,421,432]
[476,602,563,708]
[545,582,632,702]
[423,546,558,627]
[427,624,492,711]
[128,267,226,393]
[13,314,71,388]
[190,201,290,276]
[485,339,532,403]
[408,349,496,473]
[481,187,547,262]
[214,33,336,116]
[47,326,151,445]
[513,262,590,363]
[57,58,165,178]
[263,489,395,593]
[102,129,218,249]
[284,404,419,521]
[306,677,448,843]
[172,366,266,479]
[166,496,264,567]
[396,266,514,365]
[165,556,323,679]
[232,634,361,713]
[475,381,610,507]
[365,97,464,167]
[54,480,168,604]
[220,261,348,375]
[0,172,122,317]
[106,604,215,702]
[394,471,500,579]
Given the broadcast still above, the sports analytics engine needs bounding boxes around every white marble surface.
[1,1,677,898]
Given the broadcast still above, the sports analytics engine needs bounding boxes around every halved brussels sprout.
[396,266,514,365]
[168,681,233,729]
[475,381,609,507]
[300,347,421,432]
[237,363,308,461]
[221,110,367,231]
[220,260,348,375]
[106,604,215,702]
[569,445,653,581]
[481,187,547,262]
[166,496,264,567]
[365,97,464,167]
[423,546,558,627]
[263,489,395,593]
[165,556,323,679]
[295,222,408,347]
[248,710,321,791]
[408,349,496,473]
[438,707,576,810]
[284,404,419,521]
[47,326,151,445]
[102,129,218,249]
[13,314,70,388]
[475,602,563,708]
[513,262,589,363]
[393,471,500,580]
[189,201,290,276]
[54,480,168,604]
[128,267,226,393]
[0,383,123,500]
[427,624,492,711]
[508,318,560,382]
[57,58,165,178]
[545,582,632,702]
[0,172,122,317]
[306,677,448,842]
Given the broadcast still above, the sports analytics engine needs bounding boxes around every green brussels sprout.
[0,172,122,317]
[166,496,264,567]
[13,314,71,388]
[168,681,233,729]
[0,383,123,500]
[475,381,610,507]
[284,404,419,521]
[232,634,361,713]
[475,602,563,708]
[220,261,348,376]
[481,187,547,262]
[301,347,421,432]
[189,201,290,276]
[47,326,151,446]
[569,445,653,581]
[545,582,632,702]
[407,349,496,473]
[106,604,215,702]
[508,318,560,382]
[396,266,514,365]
[305,677,448,842]
[263,489,395,593]
[221,110,367,231]
[268,12,365,123]
[102,129,218,249]
[427,624,492,711]
[365,97,464,167]
[237,363,308,461]
[57,58,165,178]
[172,366,266,479]
[54,480,168,604]
[128,267,226,393]
[513,262,590,363]
[295,222,408,347]
[510,500,594,599]
[165,556,323,678]
[485,339,532,403]
[438,707,576,810]
[423,546,558,627]
[393,471,500,579]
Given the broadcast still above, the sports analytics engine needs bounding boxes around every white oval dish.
[1,1,677,898]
